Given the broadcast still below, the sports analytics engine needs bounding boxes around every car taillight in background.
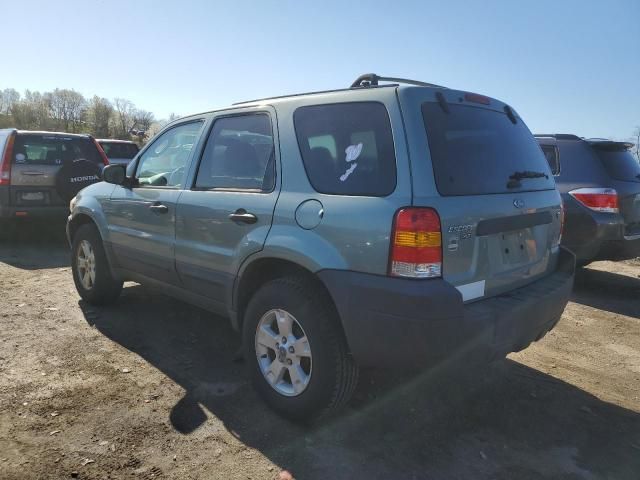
[569,187,619,213]
[389,207,442,278]
[0,133,15,186]
[92,138,110,167]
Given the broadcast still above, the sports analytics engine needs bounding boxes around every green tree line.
[0,87,177,143]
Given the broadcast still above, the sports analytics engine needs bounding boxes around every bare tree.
[112,98,135,139]
[86,96,113,138]
[10,90,52,130]
[49,89,87,132]
[0,88,20,115]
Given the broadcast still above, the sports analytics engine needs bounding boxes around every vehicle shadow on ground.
[81,286,640,480]
[572,267,640,319]
[0,221,69,269]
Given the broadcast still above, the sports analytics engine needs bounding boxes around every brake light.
[389,207,442,278]
[569,188,618,213]
[464,92,491,105]
[92,138,110,166]
[0,133,15,186]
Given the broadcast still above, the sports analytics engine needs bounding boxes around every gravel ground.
[1,223,639,479]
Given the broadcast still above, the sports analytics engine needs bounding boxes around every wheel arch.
[232,257,343,338]
[67,212,97,243]
[68,209,120,280]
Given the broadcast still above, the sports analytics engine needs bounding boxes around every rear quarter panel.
[258,87,412,275]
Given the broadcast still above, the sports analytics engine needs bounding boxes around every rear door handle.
[149,203,168,214]
[229,209,257,224]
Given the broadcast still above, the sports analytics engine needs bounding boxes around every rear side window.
[195,114,275,191]
[12,134,101,166]
[540,144,560,175]
[593,147,640,183]
[100,142,139,160]
[422,103,555,196]
[294,102,396,196]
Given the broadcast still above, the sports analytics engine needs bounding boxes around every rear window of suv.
[592,145,640,183]
[422,103,555,196]
[12,134,101,166]
[100,141,139,160]
[294,102,396,196]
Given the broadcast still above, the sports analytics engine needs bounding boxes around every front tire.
[71,224,122,305]
[242,276,358,422]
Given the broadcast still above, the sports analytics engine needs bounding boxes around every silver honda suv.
[66,74,575,421]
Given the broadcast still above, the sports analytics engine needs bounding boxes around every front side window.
[135,121,203,187]
[294,102,397,196]
[195,114,275,191]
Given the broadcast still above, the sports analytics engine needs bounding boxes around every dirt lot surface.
[1,223,640,480]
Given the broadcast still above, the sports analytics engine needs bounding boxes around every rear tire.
[242,276,358,422]
[71,223,122,305]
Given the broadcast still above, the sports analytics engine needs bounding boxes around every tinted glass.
[541,144,560,175]
[294,102,396,196]
[136,121,202,187]
[422,103,555,196]
[12,134,101,166]
[195,114,274,191]
[100,142,139,159]
[594,148,640,183]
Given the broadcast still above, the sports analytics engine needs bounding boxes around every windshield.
[593,147,640,183]
[100,142,139,160]
[422,103,555,196]
[12,134,101,166]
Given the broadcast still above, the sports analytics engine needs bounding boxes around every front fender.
[67,183,119,274]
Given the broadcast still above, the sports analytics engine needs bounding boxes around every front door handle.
[149,203,168,214]
[229,209,258,224]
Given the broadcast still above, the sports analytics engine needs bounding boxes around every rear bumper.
[562,202,640,262]
[0,205,69,220]
[319,247,575,368]
[0,186,68,220]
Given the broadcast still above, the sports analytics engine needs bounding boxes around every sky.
[1,0,639,140]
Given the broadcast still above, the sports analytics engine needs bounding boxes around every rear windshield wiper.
[507,170,549,188]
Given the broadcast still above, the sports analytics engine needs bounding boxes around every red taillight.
[0,133,15,186]
[92,138,110,166]
[389,207,442,278]
[464,92,491,105]
[569,188,618,213]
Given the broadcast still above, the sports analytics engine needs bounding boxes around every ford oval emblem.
[513,199,525,209]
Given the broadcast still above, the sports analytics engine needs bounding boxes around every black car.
[537,134,640,265]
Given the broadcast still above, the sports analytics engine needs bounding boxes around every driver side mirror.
[102,164,127,185]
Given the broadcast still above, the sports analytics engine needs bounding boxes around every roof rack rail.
[533,134,582,140]
[350,73,445,89]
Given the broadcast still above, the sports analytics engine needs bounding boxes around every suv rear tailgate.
[9,133,102,208]
[400,88,562,301]
[590,141,640,237]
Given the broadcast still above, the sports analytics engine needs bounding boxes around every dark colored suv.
[97,139,140,166]
[537,134,640,264]
[0,129,108,229]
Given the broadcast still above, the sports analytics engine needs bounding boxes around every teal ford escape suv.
[67,74,575,420]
